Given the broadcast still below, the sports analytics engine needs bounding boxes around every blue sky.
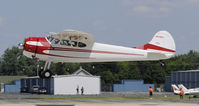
[0,0,199,55]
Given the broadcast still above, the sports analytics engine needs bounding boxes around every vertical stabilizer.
[178,84,188,92]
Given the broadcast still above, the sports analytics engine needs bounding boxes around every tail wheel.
[43,70,52,78]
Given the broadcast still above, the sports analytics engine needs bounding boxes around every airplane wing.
[49,30,94,47]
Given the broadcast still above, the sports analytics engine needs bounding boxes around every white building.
[21,67,101,95]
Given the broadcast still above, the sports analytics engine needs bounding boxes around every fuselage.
[23,37,152,63]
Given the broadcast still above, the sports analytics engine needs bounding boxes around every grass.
[27,96,149,100]
[26,96,199,100]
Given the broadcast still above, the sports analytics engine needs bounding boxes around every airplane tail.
[178,84,188,92]
[172,84,179,91]
[133,31,176,60]
[171,84,180,94]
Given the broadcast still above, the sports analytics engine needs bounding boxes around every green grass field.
[27,96,199,100]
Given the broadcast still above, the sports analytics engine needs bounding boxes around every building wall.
[54,76,100,95]
[21,78,53,93]
[4,80,20,93]
[21,76,100,95]
[165,70,199,92]
[171,71,199,89]
[113,80,154,92]
[165,76,172,92]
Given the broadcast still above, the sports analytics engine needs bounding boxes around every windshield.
[47,36,87,48]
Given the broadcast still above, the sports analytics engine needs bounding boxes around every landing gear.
[39,69,53,78]
[39,61,53,78]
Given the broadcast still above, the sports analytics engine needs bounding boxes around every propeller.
[18,39,25,50]
[18,43,24,50]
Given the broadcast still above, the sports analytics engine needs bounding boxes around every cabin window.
[78,42,86,47]
[70,41,77,47]
[60,40,71,46]
[60,40,86,48]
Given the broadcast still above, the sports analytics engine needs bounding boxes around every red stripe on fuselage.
[133,43,176,53]
[144,43,176,52]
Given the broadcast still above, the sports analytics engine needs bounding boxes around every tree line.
[0,46,199,86]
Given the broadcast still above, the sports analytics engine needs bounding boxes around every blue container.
[113,80,154,92]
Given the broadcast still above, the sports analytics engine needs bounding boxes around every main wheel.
[43,70,52,78]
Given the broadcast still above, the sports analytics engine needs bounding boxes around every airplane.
[18,30,176,78]
[178,84,199,97]
[171,84,199,97]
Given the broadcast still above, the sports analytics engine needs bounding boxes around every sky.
[0,0,199,56]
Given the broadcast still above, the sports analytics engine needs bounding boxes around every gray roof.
[72,66,93,76]
[173,70,199,73]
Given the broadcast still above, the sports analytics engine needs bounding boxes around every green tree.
[117,62,141,80]
[100,70,115,84]
[0,46,36,76]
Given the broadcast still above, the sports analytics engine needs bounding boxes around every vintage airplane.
[18,30,176,78]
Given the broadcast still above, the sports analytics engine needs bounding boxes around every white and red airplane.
[178,84,199,97]
[172,84,199,97]
[19,30,176,78]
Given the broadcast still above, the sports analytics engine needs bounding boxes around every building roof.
[173,70,199,73]
[72,66,93,76]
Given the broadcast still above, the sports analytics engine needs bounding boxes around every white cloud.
[122,0,199,17]
[133,6,153,13]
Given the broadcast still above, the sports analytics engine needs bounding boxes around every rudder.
[148,31,176,53]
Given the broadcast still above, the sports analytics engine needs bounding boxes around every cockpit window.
[51,39,60,44]
[47,36,54,42]
[47,37,87,48]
